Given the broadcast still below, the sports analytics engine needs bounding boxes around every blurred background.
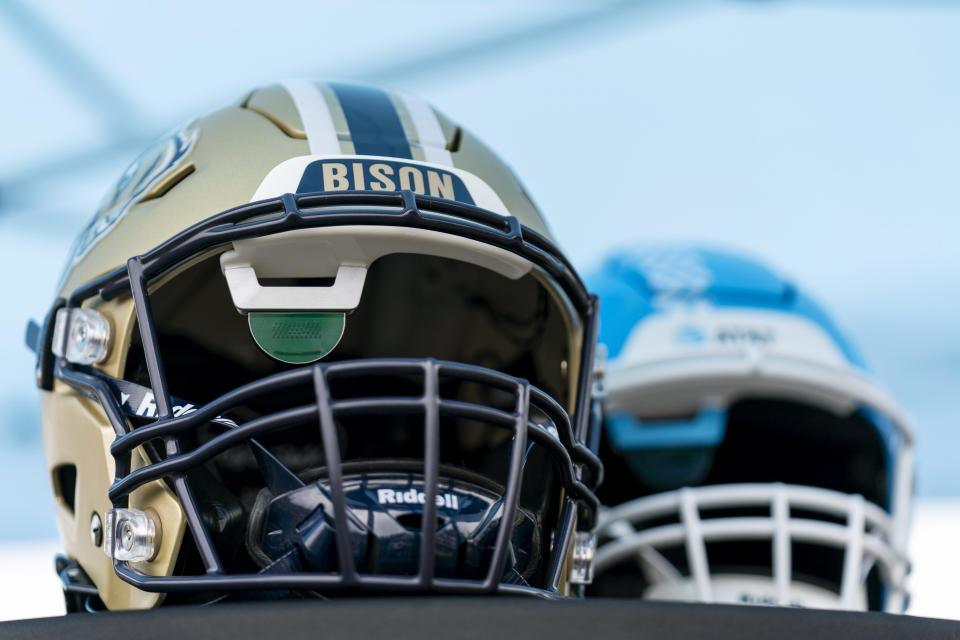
[1,0,957,621]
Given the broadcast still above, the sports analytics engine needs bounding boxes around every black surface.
[2,598,959,640]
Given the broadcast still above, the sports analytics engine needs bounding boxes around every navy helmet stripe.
[329,83,412,159]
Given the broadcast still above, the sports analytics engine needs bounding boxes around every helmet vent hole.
[446,127,462,152]
[139,163,195,203]
[53,464,77,514]
[395,512,446,531]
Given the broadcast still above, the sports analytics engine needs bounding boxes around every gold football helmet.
[27,81,602,611]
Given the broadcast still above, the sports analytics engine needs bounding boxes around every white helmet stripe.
[399,93,453,166]
[280,79,341,155]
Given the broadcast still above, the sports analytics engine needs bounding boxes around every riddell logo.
[377,488,460,510]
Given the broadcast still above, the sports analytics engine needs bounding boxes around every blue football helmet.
[586,245,913,612]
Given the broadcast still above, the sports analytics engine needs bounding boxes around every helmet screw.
[120,521,136,551]
[90,512,103,547]
[74,322,88,347]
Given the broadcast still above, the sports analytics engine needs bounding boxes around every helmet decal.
[249,155,501,211]
[296,157,475,204]
[61,123,197,280]
[633,246,714,300]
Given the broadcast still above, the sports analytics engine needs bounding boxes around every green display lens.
[248,312,345,364]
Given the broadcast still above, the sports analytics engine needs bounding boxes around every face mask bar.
[39,189,603,597]
[594,483,909,612]
[58,357,599,595]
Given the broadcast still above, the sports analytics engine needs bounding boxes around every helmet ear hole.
[53,464,78,514]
